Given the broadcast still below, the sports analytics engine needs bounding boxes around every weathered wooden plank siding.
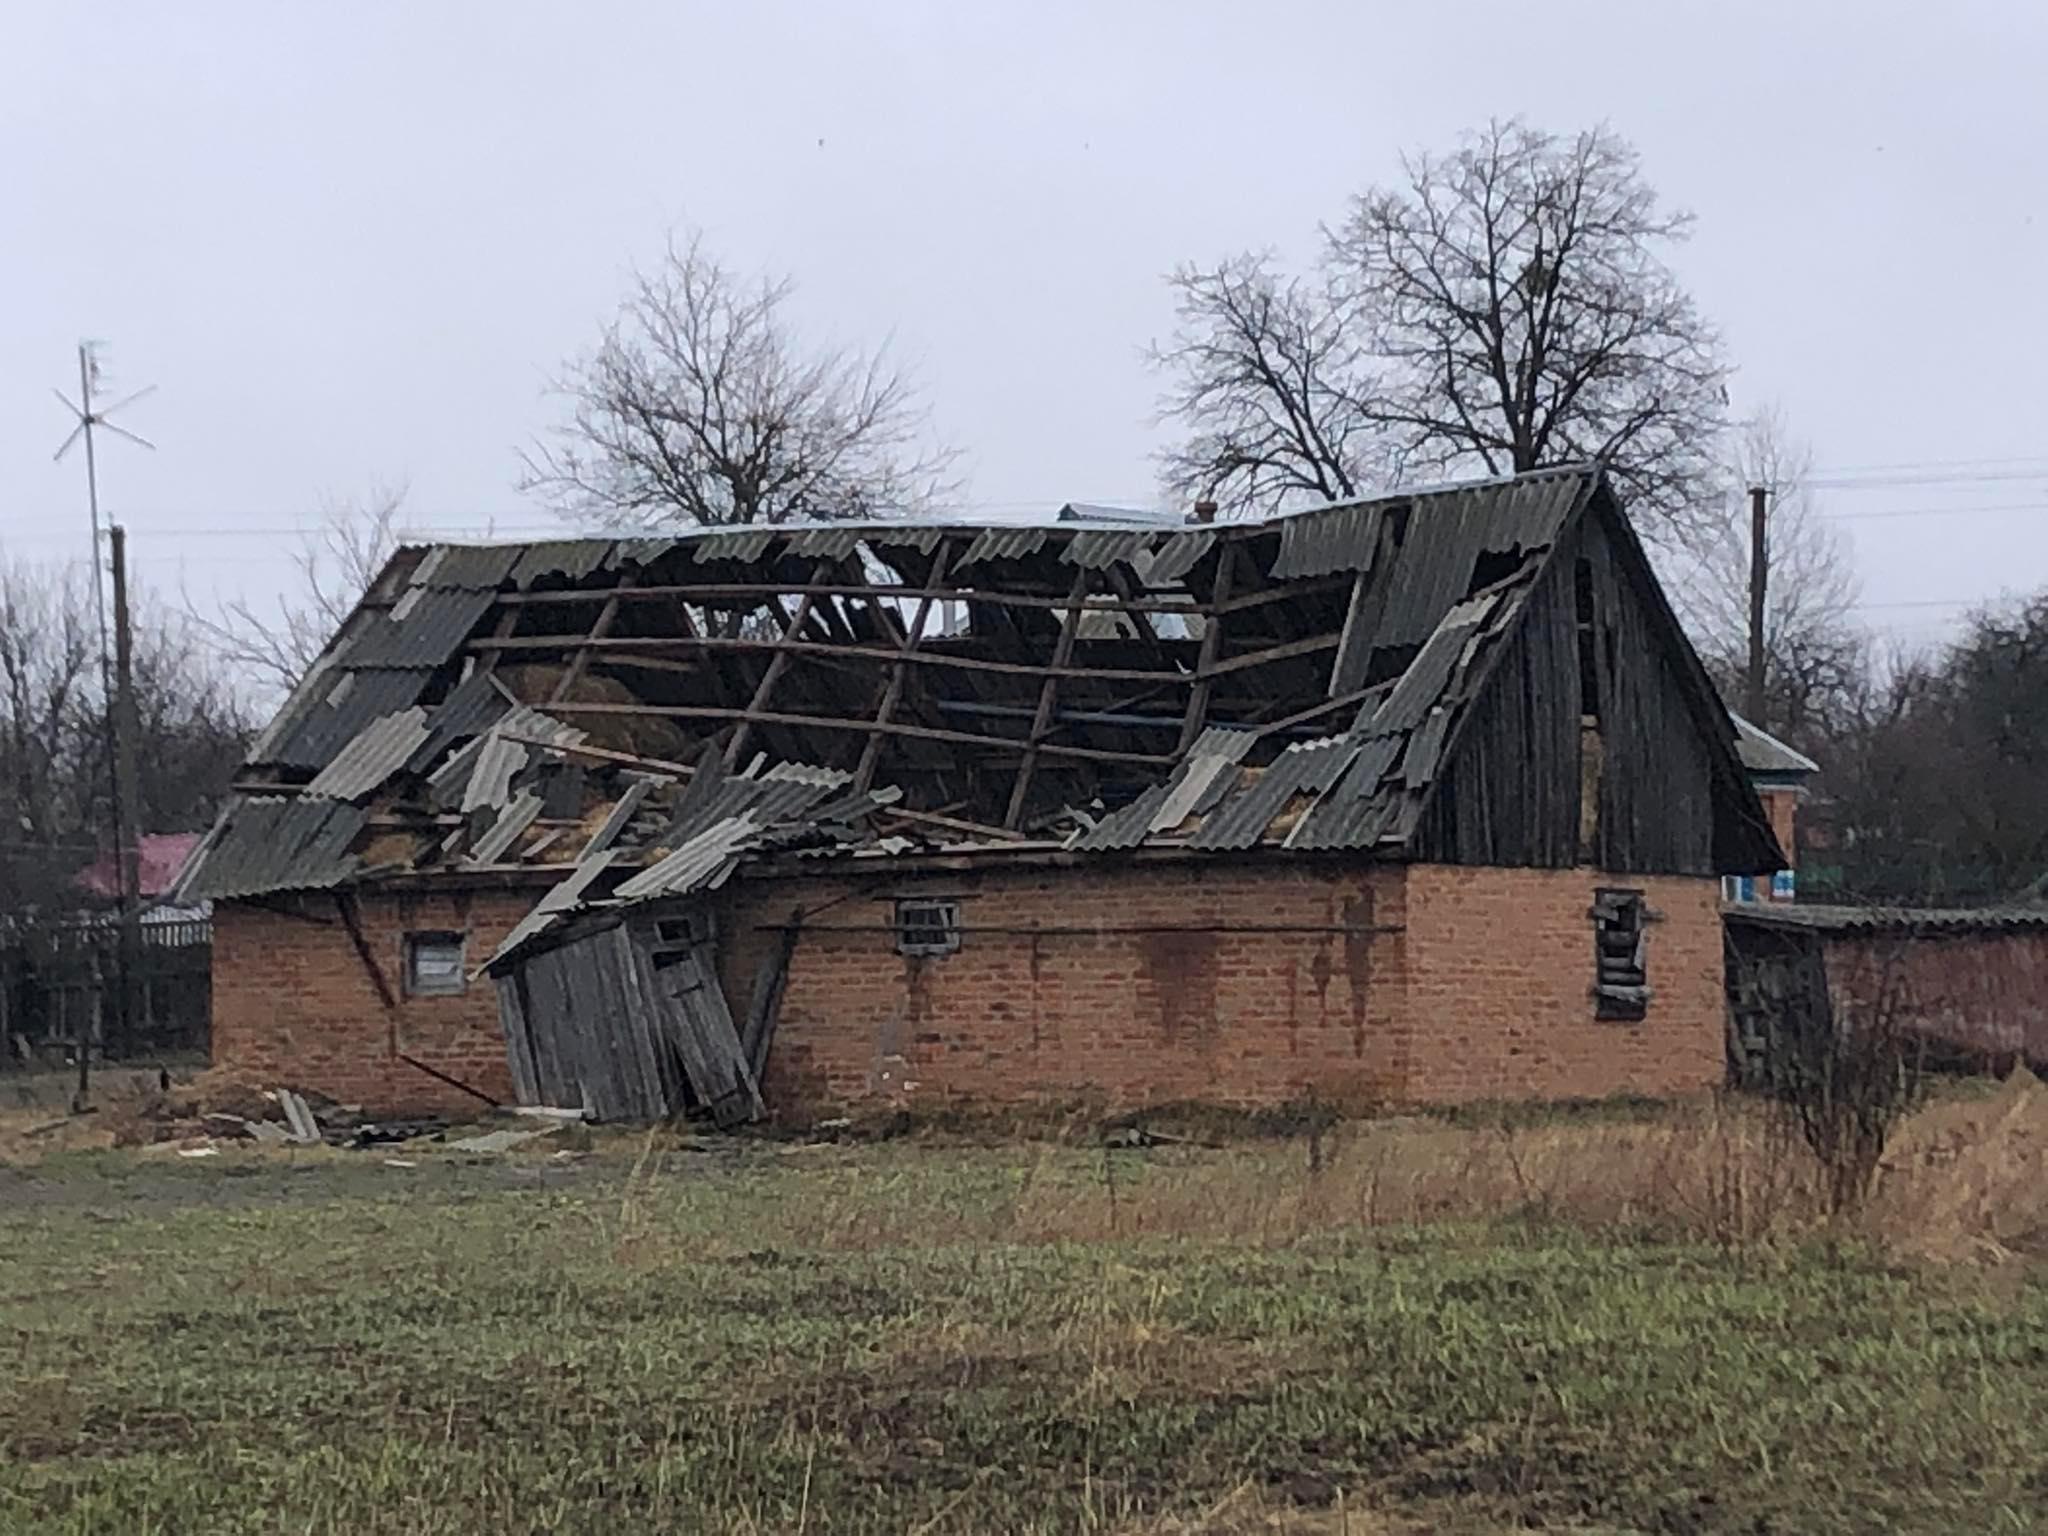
[1410,543,1581,867]
[1415,507,1758,877]
[1581,515,1719,875]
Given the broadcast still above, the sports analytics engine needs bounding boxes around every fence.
[0,910,211,1065]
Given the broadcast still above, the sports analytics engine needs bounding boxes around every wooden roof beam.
[1004,566,1092,829]
[542,699,1175,768]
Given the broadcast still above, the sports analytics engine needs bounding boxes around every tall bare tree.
[1152,253,1382,513]
[1153,121,1730,538]
[524,232,956,528]
[1674,408,1866,744]
[188,485,404,696]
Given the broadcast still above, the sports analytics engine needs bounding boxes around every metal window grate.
[1591,889,1649,1020]
[894,898,961,957]
[404,931,467,996]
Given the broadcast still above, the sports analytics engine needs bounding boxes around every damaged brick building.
[176,465,1782,1120]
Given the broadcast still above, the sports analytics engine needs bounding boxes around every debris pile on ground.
[3,1064,599,1166]
[113,1069,476,1151]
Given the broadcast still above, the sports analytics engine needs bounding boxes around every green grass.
[3,1137,2047,1534]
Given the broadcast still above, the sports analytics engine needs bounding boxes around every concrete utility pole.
[1746,483,1769,728]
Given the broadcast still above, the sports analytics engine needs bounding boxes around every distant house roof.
[1730,713,1820,780]
[1056,502,1186,526]
[75,833,204,903]
[175,465,1779,942]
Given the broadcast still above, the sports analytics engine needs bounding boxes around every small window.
[1590,890,1648,1020]
[403,931,467,997]
[894,898,961,957]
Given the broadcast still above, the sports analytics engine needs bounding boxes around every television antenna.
[53,341,155,689]
[51,341,154,1113]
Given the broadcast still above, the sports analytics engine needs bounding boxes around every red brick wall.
[213,861,1731,1119]
[1758,788,1799,877]
[1822,929,2048,1068]
[1401,865,1727,1102]
[717,861,1409,1119]
[211,890,531,1114]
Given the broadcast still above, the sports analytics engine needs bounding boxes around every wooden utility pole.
[110,526,144,1064]
[1745,483,1768,727]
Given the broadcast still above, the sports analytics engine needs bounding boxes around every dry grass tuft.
[1868,1066,2048,1262]
[744,1080,2048,1264]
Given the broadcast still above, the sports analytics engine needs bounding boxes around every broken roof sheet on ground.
[181,464,1775,910]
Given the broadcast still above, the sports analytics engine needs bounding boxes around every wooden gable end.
[1411,485,1781,877]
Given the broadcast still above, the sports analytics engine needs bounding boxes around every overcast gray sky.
[4,0,2043,653]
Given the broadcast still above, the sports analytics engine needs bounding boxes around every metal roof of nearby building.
[1724,903,2048,935]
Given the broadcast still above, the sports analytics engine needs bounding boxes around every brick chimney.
[1190,499,1218,525]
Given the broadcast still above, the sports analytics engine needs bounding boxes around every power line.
[1820,499,2048,523]
[1808,454,2048,478]
[1807,468,2048,491]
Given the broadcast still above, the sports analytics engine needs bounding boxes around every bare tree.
[1673,408,1866,744]
[0,556,247,911]
[0,559,98,865]
[1758,929,1923,1215]
[1154,121,1730,539]
[1152,254,1383,516]
[188,486,404,695]
[524,232,956,528]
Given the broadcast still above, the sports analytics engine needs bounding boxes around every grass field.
[4,1093,2048,1534]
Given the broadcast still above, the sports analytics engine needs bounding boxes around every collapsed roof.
[177,464,1780,947]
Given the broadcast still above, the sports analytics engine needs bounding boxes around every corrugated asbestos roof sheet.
[1134,531,1213,585]
[1102,558,1526,857]
[267,668,436,772]
[1285,734,1405,851]
[784,527,870,560]
[606,537,678,570]
[1187,738,1355,852]
[956,527,1050,566]
[1072,728,1255,850]
[341,587,497,668]
[511,541,613,589]
[179,798,365,901]
[407,672,512,770]
[1062,529,1158,571]
[613,764,866,903]
[485,851,621,966]
[469,792,543,864]
[304,707,431,801]
[1272,503,1382,579]
[462,734,530,813]
[411,543,524,590]
[690,528,781,564]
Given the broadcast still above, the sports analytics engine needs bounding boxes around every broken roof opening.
[177,466,1783,937]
